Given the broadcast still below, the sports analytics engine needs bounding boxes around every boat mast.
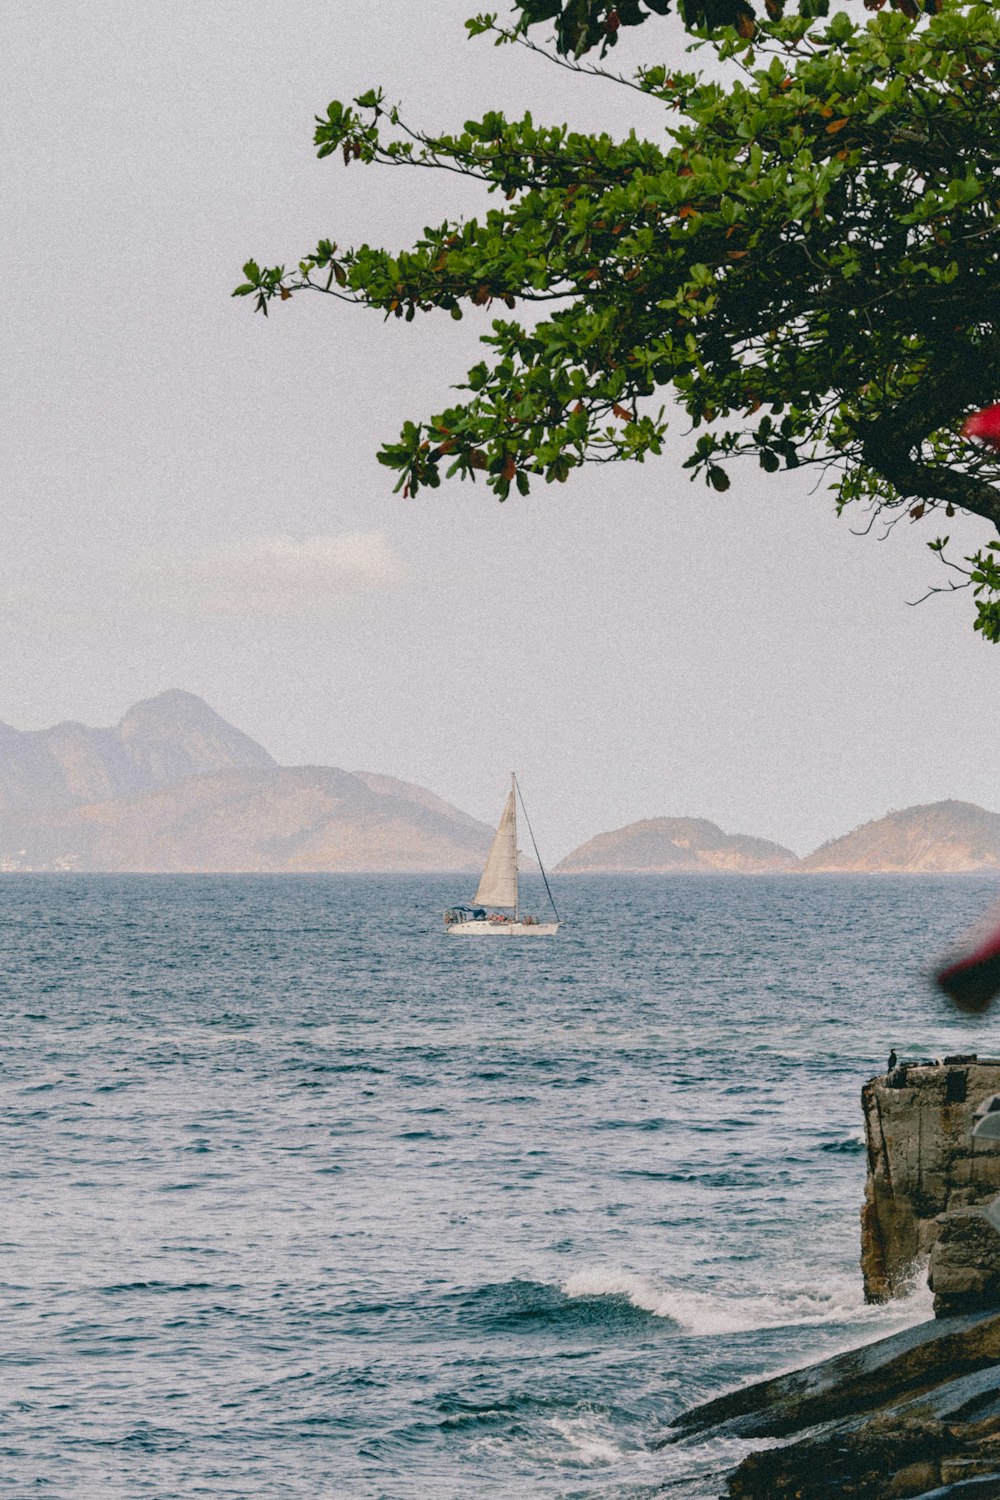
[513,773,561,926]
[512,769,519,922]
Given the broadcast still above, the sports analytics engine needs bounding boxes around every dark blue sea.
[2,873,998,1498]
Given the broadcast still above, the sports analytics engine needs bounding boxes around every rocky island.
[803,802,1000,874]
[554,816,800,874]
[556,802,1000,876]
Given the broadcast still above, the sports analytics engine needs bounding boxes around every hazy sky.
[4,1,999,859]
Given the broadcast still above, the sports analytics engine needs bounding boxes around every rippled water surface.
[3,872,999,1498]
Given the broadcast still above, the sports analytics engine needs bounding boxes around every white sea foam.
[561,1266,933,1339]
[460,1406,633,1472]
[547,1414,623,1466]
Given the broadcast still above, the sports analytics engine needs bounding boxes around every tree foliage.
[506,0,939,60]
[236,2,1000,637]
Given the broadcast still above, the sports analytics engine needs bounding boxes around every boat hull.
[447,921,559,936]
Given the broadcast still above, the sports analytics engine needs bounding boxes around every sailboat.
[444,773,560,935]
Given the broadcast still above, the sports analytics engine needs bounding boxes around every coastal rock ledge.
[670,1307,1000,1498]
[669,1062,1000,1497]
[861,1061,1000,1308]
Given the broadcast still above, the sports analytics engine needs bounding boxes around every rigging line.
[514,774,560,924]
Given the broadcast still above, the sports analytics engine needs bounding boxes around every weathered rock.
[903,1363,1000,1423]
[884,1460,940,1496]
[672,1312,1000,1495]
[861,1062,1000,1302]
[725,1415,953,1498]
[931,1209,1000,1318]
[709,1359,1000,1495]
[669,1308,1000,1442]
[725,1411,1000,1499]
[938,1460,1000,1491]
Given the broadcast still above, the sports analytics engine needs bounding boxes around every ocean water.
[2,872,999,1499]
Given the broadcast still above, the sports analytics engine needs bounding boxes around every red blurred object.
[962,403,1000,448]
[936,915,1000,1012]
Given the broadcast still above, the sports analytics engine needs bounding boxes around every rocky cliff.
[555,816,800,874]
[860,1060,1000,1306]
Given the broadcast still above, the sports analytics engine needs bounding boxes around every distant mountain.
[555,817,800,875]
[0,689,274,814]
[6,699,996,876]
[801,800,1000,873]
[0,694,492,873]
[350,771,489,837]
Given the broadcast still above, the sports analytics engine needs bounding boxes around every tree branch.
[858,357,1000,531]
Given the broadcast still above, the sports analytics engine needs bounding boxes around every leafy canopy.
[505,0,934,60]
[236,1,1000,637]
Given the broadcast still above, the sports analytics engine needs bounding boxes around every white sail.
[475,788,518,908]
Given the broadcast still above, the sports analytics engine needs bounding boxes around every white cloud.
[130,531,409,618]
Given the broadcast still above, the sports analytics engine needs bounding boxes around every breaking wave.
[561,1266,932,1338]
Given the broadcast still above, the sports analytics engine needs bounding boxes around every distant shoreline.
[2,695,998,878]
